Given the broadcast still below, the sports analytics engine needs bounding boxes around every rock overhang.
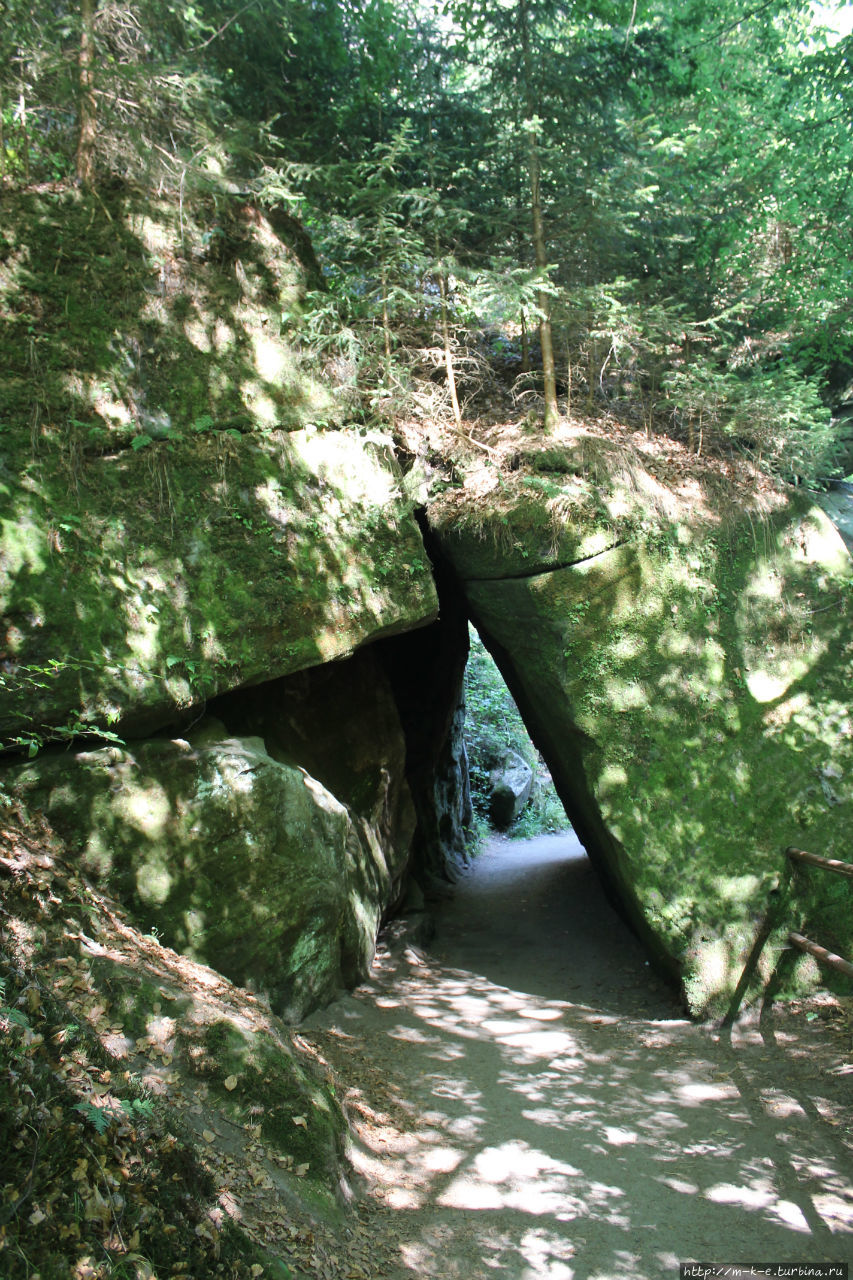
[0,426,438,745]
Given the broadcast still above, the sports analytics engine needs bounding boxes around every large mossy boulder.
[8,733,405,1020]
[428,431,853,1016]
[210,645,416,879]
[0,424,436,746]
[0,186,437,748]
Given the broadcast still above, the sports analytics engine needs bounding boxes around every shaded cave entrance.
[427,615,679,1012]
[201,553,674,1003]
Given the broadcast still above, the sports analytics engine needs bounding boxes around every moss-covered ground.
[0,803,362,1279]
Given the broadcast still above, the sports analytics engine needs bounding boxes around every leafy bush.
[662,361,839,485]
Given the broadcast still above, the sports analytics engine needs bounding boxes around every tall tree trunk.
[380,261,392,366]
[0,83,6,187]
[439,269,463,430]
[76,0,97,188]
[566,341,572,417]
[528,143,559,429]
[514,134,531,375]
[378,214,392,367]
[16,81,31,185]
[518,0,559,431]
[424,74,462,432]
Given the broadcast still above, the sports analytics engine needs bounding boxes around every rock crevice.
[462,537,629,583]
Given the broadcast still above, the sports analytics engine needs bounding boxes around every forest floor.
[302,832,853,1280]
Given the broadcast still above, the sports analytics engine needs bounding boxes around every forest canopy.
[2,0,852,482]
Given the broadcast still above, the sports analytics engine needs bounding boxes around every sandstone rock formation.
[2,189,851,1027]
[6,642,418,1020]
[427,430,853,1015]
[0,188,437,749]
[9,734,395,1020]
[0,426,436,746]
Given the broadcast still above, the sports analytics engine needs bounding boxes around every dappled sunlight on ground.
[305,834,853,1279]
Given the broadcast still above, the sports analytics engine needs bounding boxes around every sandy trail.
[303,833,853,1279]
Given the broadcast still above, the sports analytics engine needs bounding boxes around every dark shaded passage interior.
[452,600,679,1014]
[431,832,680,1019]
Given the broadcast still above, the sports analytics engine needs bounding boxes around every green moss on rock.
[7,733,406,1020]
[431,451,853,1016]
[0,188,437,749]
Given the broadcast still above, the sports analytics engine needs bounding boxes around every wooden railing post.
[785,845,853,984]
[723,845,852,1027]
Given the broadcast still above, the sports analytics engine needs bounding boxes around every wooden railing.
[785,846,853,980]
[722,844,852,1026]
[786,846,853,881]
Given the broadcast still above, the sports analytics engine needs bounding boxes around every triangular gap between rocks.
[445,617,675,1005]
[463,622,570,842]
[384,547,676,1008]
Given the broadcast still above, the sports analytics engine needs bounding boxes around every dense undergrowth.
[0,810,287,1280]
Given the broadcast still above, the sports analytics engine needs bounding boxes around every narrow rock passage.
[303,835,853,1280]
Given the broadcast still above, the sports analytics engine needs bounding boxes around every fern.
[121,1098,155,1123]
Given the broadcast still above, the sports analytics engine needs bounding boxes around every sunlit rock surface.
[0,426,436,744]
[813,480,853,553]
[428,435,853,1015]
[0,189,437,747]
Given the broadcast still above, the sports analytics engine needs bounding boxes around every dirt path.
[303,833,853,1279]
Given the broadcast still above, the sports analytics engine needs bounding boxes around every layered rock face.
[0,187,438,748]
[0,425,436,744]
[373,561,474,887]
[428,432,853,1016]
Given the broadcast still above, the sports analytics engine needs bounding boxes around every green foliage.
[73,1098,113,1135]
[465,630,535,774]
[0,0,851,475]
[464,627,567,837]
[0,659,125,758]
[664,361,839,484]
[511,779,570,839]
